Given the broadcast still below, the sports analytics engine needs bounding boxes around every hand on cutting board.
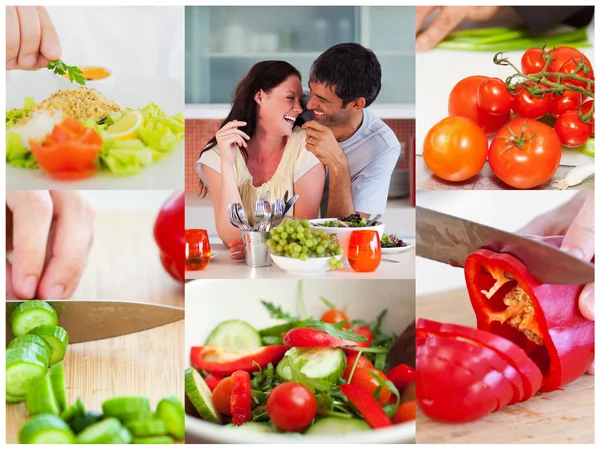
[416,6,502,52]
[6,191,95,300]
[6,6,61,70]
[519,191,594,374]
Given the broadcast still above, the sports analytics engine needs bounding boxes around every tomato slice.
[30,141,101,180]
[416,319,542,402]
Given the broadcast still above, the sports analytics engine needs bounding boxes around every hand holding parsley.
[48,60,85,85]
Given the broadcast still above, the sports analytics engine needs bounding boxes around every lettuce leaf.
[6,132,38,168]
[6,97,35,129]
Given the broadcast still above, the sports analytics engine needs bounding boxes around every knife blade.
[6,300,184,344]
[416,206,594,285]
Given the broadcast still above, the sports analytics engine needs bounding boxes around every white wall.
[80,191,177,212]
[416,191,579,297]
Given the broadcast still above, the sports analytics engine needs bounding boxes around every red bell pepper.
[283,328,358,348]
[203,373,224,392]
[464,235,594,392]
[230,370,252,425]
[154,191,185,282]
[190,345,289,375]
[386,364,416,394]
[339,384,393,429]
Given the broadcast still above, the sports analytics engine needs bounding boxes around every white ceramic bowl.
[185,278,416,444]
[309,219,385,262]
[270,253,342,275]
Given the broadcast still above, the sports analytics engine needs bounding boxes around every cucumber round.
[205,320,261,352]
[8,334,53,366]
[305,417,371,435]
[155,396,184,440]
[26,372,59,416]
[11,301,58,337]
[125,418,167,437]
[28,325,69,365]
[116,426,133,444]
[7,393,26,404]
[49,363,67,412]
[76,417,123,444]
[7,341,51,368]
[276,347,346,391]
[6,348,48,397]
[132,436,174,444]
[102,397,151,421]
[184,368,221,424]
[19,414,75,444]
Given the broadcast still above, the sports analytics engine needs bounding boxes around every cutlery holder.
[242,231,272,268]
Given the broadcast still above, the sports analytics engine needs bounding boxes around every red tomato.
[546,47,586,81]
[343,354,374,379]
[488,118,561,189]
[423,116,488,182]
[549,90,581,118]
[353,325,373,348]
[560,56,594,90]
[555,110,593,148]
[349,368,392,406]
[521,48,546,75]
[386,364,416,393]
[512,84,551,119]
[581,100,595,137]
[476,77,513,115]
[212,377,233,415]
[204,373,224,392]
[321,309,350,329]
[266,382,316,432]
[448,76,510,133]
[154,192,185,282]
[392,401,416,424]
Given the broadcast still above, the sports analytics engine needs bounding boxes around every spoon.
[259,201,272,231]
[270,200,285,228]
[235,203,251,230]
[254,200,265,231]
[366,214,382,227]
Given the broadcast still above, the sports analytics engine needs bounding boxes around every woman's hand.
[216,120,250,167]
[6,190,95,300]
[227,238,245,261]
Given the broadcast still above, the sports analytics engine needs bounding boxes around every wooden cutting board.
[416,288,594,444]
[6,320,184,444]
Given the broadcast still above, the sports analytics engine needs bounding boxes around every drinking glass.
[347,230,381,272]
[185,229,211,271]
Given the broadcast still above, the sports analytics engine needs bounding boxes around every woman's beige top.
[196,127,320,225]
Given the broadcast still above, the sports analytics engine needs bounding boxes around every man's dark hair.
[309,43,382,108]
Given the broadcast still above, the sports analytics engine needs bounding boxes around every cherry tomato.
[512,84,551,119]
[386,364,416,393]
[560,56,594,90]
[476,78,513,115]
[555,110,593,148]
[266,382,317,432]
[204,373,225,392]
[349,368,392,406]
[521,48,546,75]
[423,116,488,182]
[448,76,510,133]
[549,90,581,118]
[321,309,350,329]
[488,118,561,189]
[392,401,416,424]
[546,47,587,81]
[581,99,595,137]
[343,354,374,379]
[212,376,233,415]
[353,325,373,348]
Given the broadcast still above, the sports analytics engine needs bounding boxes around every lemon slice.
[106,110,143,140]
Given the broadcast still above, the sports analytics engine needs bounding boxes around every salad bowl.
[309,219,385,262]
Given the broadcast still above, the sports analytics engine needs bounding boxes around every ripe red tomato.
[512,84,551,119]
[392,401,416,424]
[488,118,561,189]
[448,76,510,133]
[212,377,233,415]
[353,325,373,348]
[349,368,392,406]
[546,47,587,81]
[549,90,581,118]
[321,309,350,329]
[423,116,488,182]
[555,110,593,148]
[343,354,374,379]
[266,382,316,432]
[476,78,513,115]
[154,191,185,282]
[581,100,595,137]
[560,56,594,90]
[521,48,546,75]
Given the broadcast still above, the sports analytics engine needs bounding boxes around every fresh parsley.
[48,60,85,85]
[260,300,298,321]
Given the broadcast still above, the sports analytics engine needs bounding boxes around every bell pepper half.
[230,370,252,426]
[464,235,594,392]
[339,384,393,429]
[190,345,289,375]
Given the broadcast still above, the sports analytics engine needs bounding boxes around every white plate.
[381,243,413,255]
[6,71,184,190]
[209,250,219,259]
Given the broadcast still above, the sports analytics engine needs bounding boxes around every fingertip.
[14,275,38,300]
[579,283,595,321]
[587,360,595,375]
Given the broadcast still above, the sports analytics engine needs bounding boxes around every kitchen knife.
[6,300,184,344]
[416,206,594,285]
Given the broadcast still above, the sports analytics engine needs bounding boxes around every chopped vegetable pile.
[6,300,184,444]
[186,297,416,435]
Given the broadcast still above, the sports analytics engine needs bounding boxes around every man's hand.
[302,121,349,172]
[7,6,62,70]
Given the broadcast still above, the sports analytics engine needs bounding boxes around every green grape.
[300,253,308,262]
[280,239,288,246]
[316,245,324,254]
[272,234,280,242]
[305,239,314,248]
[276,245,283,253]
[280,231,288,239]
[301,220,310,228]
[291,233,298,240]
[296,226,303,234]
[297,232,305,240]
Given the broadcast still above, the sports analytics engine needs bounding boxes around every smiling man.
[302,43,401,218]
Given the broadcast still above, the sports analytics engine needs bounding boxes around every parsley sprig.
[48,60,85,85]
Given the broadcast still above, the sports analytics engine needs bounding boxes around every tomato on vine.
[511,83,551,119]
[581,99,595,137]
[521,48,546,75]
[560,56,594,91]
[549,90,581,118]
[476,78,513,115]
[555,110,593,148]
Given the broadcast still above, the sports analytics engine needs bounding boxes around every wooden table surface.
[416,157,595,191]
[416,288,594,444]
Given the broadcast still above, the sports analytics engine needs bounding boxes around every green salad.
[315,214,373,228]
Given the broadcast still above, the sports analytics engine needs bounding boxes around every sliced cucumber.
[276,347,346,391]
[26,372,60,416]
[125,418,167,437]
[8,334,53,366]
[28,325,69,365]
[61,397,85,422]
[132,436,174,444]
[49,363,67,412]
[184,368,221,424]
[7,341,51,368]
[154,396,184,440]
[11,301,58,337]
[70,412,102,434]
[6,348,47,397]
[102,396,151,421]
[116,426,133,444]
[19,414,75,444]
[7,394,26,404]
[305,417,371,434]
[205,320,261,352]
[76,417,123,444]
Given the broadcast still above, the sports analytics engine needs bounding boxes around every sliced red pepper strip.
[203,373,224,392]
[386,364,416,393]
[230,370,252,426]
[190,345,289,375]
[339,384,393,429]
[283,328,358,348]
[465,235,594,392]
[416,319,535,403]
